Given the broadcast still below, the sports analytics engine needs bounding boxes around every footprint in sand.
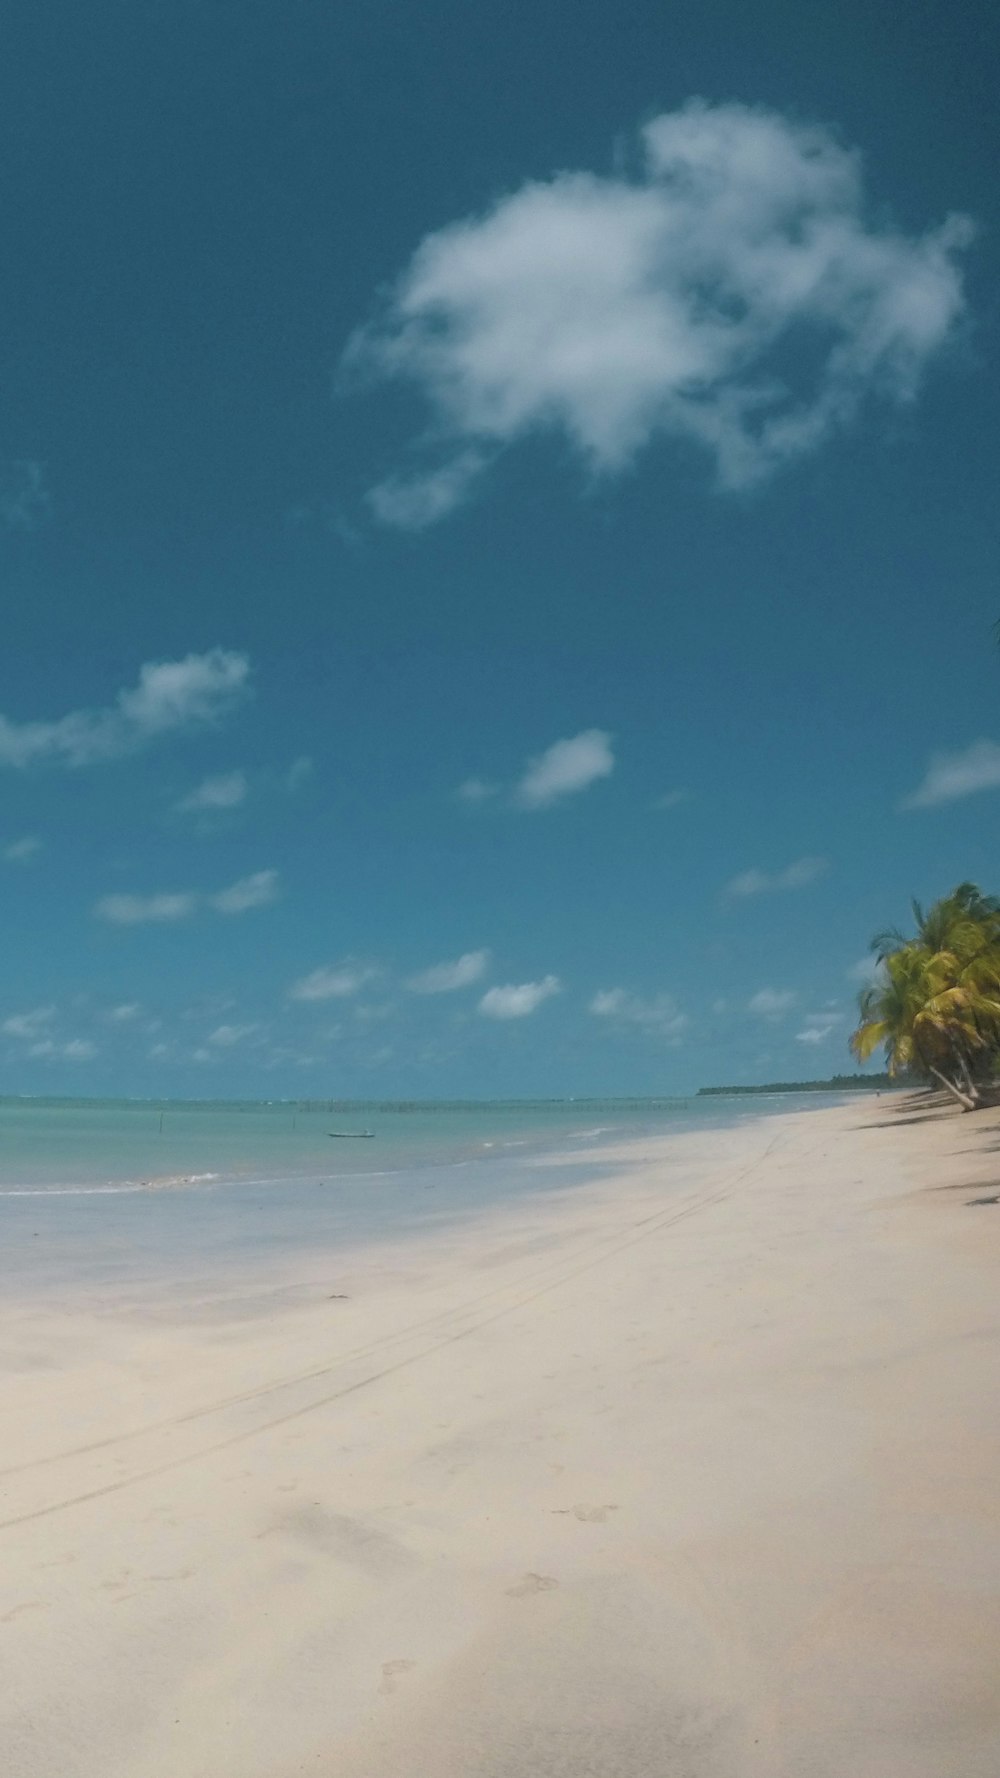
[379,1659,416,1695]
[552,1503,618,1523]
[506,1572,559,1597]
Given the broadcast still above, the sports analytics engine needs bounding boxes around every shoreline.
[3,1097,999,1775]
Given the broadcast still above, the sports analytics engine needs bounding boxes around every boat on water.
[328,1130,375,1139]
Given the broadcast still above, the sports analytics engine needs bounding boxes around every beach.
[2,1095,999,1776]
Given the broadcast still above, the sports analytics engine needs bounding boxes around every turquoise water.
[0,1094,848,1296]
[0,1094,764,1195]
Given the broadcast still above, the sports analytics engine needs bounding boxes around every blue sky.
[1,0,998,1097]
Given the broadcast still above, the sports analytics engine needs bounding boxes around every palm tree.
[851,885,1000,1109]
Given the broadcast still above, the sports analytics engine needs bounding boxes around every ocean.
[0,1093,849,1297]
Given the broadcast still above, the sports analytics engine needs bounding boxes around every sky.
[0,0,998,1098]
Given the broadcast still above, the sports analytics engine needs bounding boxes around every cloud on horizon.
[406,949,491,993]
[901,739,1000,809]
[479,975,561,1019]
[726,856,829,897]
[346,100,971,526]
[0,649,251,771]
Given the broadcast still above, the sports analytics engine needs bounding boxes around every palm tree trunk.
[928,1062,978,1111]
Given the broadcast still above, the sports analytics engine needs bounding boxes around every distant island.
[697,1073,902,1096]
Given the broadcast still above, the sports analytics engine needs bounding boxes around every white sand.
[2,1097,999,1776]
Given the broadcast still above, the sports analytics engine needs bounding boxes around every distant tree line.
[697,1074,898,1096]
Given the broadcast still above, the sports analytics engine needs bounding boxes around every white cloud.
[3,1005,56,1040]
[346,101,971,526]
[4,835,41,862]
[286,755,314,792]
[847,956,882,984]
[1,459,49,529]
[96,870,278,924]
[95,891,198,925]
[653,789,688,810]
[208,1023,259,1047]
[63,1039,97,1061]
[479,975,561,1019]
[407,949,491,993]
[726,856,828,897]
[0,648,250,770]
[748,988,797,1018]
[368,450,490,529]
[289,962,378,1002]
[456,776,498,803]
[176,770,248,813]
[901,740,1000,809]
[210,869,280,915]
[107,1002,142,1022]
[589,988,687,1040]
[515,730,614,808]
[795,1009,843,1044]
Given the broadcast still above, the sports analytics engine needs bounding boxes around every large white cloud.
[901,740,1000,809]
[346,101,971,526]
[0,649,250,769]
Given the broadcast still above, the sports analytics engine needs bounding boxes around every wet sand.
[2,1097,999,1776]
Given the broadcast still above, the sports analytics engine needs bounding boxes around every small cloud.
[795,1010,843,1045]
[652,789,689,811]
[107,1002,142,1023]
[478,975,561,1019]
[901,740,1000,809]
[515,730,614,809]
[63,1038,97,1061]
[176,770,248,814]
[289,962,378,1002]
[95,891,198,925]
[407,949,491,994]
[208,1023,259,1047]
[367,449,490,531]
[210,869,280,915]
[0,459,49,530]
[456,776,498,804]
[847,956,881,984]
[4,835,41,862]
[0,648,250,772]
[748,988,797,1018]
[286,755,314,792]
[726,857,828,897]
[3,1005,56,1040]
[589,988,687,1040]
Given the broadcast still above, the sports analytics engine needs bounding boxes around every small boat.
[328,1130,375,1139]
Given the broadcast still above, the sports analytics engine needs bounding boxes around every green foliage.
[850,884,1000,1110]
